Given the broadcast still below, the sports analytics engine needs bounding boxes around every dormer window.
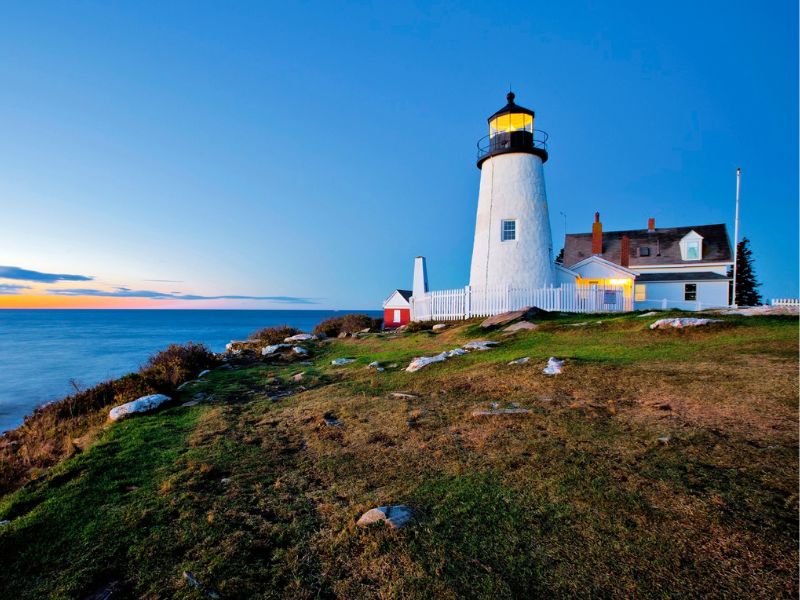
[679,230,704,261]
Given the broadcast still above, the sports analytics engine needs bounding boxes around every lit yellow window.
[635,284,646,301]
[489,112,533,136]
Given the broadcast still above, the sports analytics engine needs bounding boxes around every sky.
[0,0,797,309]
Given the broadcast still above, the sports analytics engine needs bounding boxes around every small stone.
[390,392,417,399]
[637,311,658,317]
[356,505,414,529]
[220,478,231,485]
[292,372,305,382]
[376,367,385,372]
[503,321,538,333]
[542,357,565,375]
[262,344,291,356]
[463,340,498,351]
[387,363,398,368]
[198,370,211,378]
[658,436,672,444]
[359,327,371,334]
[331,358,356,366]
[368,361,380,368]
[432,324,448,331]
[323,412,341,427]
[181,400,200,407]
[292,346,308,355]
[337,331,348,338]
[508,357,530,365]
[284,333,315,342]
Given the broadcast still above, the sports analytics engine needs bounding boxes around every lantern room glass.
[489,112,533,137]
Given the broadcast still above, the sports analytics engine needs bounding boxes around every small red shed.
[383,289,412,328]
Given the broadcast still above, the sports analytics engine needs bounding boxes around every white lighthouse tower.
[469,92,556,290]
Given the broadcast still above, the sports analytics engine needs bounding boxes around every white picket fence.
[411,283,632,321]
[771,298,800,307]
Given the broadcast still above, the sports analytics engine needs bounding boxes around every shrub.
[141,342,219,390]
[313,314,377,337]
[404,320,433,333]
[248,325,300,345]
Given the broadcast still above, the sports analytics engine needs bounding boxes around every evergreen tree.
[728,237,762,306]
[555,247,564,264]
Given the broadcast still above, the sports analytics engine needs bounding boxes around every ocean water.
[0,309,381,433]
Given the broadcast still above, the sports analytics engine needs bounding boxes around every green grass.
[0,312,797,598]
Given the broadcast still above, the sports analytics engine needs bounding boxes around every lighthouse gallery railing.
[411,283,632,321]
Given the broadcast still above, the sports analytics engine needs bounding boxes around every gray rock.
[292,372,305,382]
[507,357,530,365]
[463,340,498,351]
[331,358,356,366]
[542,357,565,375]
[284,333,315,342]
[356,505,414,529]
[390,392,418,399]
[432,323,448,331]
[182,571,220,599]
[337,331,348,339]
[637,311,659,317]
[181,400,200,407]
[262,343,291,356]
[503,321,538,333]
[323,412,341,427]
[481,306,548,328]
[198,369,211,378]
[109,394,171,421]
[368,361,381,368]
[658,436,672,444]
[650,318,721,330]
[291,346,308,355]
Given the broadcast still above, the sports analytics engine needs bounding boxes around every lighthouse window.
[501,220,516,241]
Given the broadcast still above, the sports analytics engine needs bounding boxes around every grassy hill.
[0,312,797,599]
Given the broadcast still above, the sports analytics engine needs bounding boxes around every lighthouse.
[468,92,556,290]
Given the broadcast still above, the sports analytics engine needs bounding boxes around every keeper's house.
[562,215,733,311]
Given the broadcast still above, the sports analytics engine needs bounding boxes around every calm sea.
[0,309,381,433]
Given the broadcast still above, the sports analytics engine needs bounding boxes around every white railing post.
[464,285,471,319]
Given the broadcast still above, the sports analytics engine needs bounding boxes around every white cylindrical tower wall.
[469,152,555,289]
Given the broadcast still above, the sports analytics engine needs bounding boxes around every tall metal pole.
[732,167,741,307]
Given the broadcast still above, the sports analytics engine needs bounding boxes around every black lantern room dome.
[477,92,548,168]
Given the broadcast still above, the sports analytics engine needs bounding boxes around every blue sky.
[0,1,797,308]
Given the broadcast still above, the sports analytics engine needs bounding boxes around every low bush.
[141,342,218,390]
[313,314,378,337]
[404,321,434,333]
[248,325,300,345]
[0,342,218,495]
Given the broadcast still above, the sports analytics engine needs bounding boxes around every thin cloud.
[0,266,93,283]
[144,279,184,283]
[0,283,31,294]
[46,287,317,304]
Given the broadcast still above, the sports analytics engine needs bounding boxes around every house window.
[635,284,646,301]
[685,241,700,260]
[684,283,697,301]
[501,220,516,241]
[638,247,651,257]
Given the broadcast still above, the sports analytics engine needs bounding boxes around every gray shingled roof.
[563,224,732,268]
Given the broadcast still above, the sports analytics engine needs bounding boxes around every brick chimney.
[620,235,630,268]
[591,212,602,254]
[647,217,655,233]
